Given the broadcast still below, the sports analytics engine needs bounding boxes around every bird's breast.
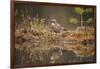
[51,23,55,26]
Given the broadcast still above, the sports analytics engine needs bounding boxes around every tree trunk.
[81,14,83,27]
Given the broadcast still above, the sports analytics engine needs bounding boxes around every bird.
[51,19,62,33]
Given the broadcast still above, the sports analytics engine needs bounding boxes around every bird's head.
[51,19,56,24]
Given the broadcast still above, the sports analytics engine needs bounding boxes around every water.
[15,34,95,65]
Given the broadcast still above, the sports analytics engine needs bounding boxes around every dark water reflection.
[15,38,95,65]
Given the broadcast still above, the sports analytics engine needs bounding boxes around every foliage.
[87,18,93,23]
[70,7,94,27]
[75,7,84,15]
[69,17,78,24]
[85,8,93,13]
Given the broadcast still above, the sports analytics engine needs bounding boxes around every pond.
[15,34,95,65]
